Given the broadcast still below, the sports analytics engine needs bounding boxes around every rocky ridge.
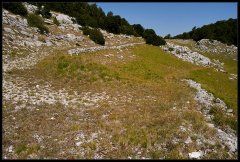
[195,39,237,57]
[161,42,225,72]
[184,79,237,156]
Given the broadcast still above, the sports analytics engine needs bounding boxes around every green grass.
[209,106,237,130]
[188,67,237,115]
[115,44,200,83]
[4,43,237,159]
[202,52,237,74]
[36,54,121,85]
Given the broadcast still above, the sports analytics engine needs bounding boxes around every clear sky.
[96,3,237,37]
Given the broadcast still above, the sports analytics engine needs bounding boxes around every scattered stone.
[56,13,73,24]
[195,39,237,56]
[4,27,15,34]
[68,42,143,55]
[23,2,38,13]
[76,43,81,46]
[207,123,215,128]
[188,151,204,159]
[76,141,82,147]
[44,19,54,25]
[8,145,13,153]
[184,136,192,144]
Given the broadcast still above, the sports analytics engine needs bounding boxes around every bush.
[40,6,52,19]
[145,34,166,46]
[82,27,105,45]
[3,2,28,17]
[53,17,60,26]
[82,26,92,36]
[27,14,49,34]
[89,29,105,45]
[132,24,145,37]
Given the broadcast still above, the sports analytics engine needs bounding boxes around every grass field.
[3,42,237,159]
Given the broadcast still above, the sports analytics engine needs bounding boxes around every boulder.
[20,30,33,37]
[44,19,54,25]
[56,14,73,24]
[4,27,15,34]
[188,151,204,159]
[23,2,38,13]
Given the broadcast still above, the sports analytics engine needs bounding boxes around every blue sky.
[96,3,237,37]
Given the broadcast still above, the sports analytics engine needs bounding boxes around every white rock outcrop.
[68,42,144,55]
[56,13,73,24]
[188,151,204,159]
[196,39,237,56]
[161,42,212,66]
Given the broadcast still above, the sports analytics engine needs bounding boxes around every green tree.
[89,29,105,45]
[3,2,28,17]
[132,24,145,37]
[27,13,49,34]
[164,34,171,39]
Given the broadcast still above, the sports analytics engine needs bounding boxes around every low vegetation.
[82,27,105,45]
[27,13,49,34]
[53,17,60,26]
[209,106,237,130]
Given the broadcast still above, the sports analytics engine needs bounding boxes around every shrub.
[81,27,105,45]
[41,6,52,19]
[89,29,105,45]
[82,26,91,36]
[145,34,166,46]
[132,24,145,37]
[3,2,28,17]
[53,17,60,26]
[27,14,49,34]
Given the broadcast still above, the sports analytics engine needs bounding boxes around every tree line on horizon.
[169,18,237,46]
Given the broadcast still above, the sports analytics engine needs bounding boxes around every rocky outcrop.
[68,42,144,55]
[23,2,38,13]
[55,13,74,24]
[184,79,237,155]
[161,42,212,66]
[195,39,237,57]
[184,79,232,114]
[161,42,225,72]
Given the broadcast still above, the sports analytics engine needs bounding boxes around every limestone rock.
[188,151,204,159]
[56,14,73,24]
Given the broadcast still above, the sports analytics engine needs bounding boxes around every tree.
[3,2,28,17]
[107,11,113,17]
[164,34,171,39]
[41,5,52,19]
[105,15,120,34]
[173,18,237,46]
[132,24,145,37]
[89,29,105,45]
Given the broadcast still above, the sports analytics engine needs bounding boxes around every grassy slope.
[4,43,237,159]
[167,40,237,113]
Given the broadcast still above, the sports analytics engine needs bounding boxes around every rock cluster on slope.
[183,79,237,155]
[161,42,223,68]
[68,42,144,55]
[195,39,237,57]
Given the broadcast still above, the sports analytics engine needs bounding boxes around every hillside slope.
[2,3,238,160]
